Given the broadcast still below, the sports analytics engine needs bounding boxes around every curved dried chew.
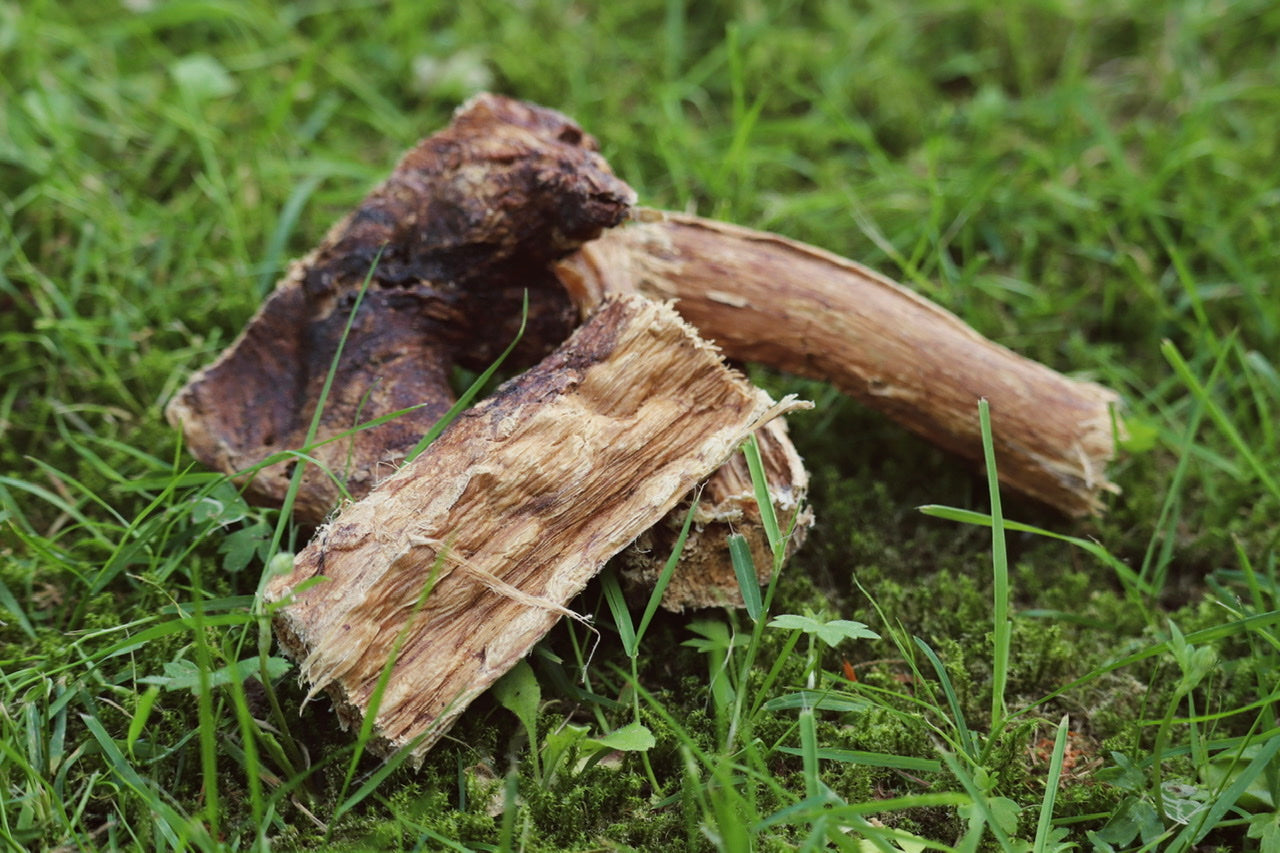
[557,212,1121,516]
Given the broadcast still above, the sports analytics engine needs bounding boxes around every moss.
[319,785,498,852]
[523,764,660,849]
[646,701,720,772]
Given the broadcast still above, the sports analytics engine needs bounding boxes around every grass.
[2,0,1279,849]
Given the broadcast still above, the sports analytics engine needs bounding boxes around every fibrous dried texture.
[622,417,811,611]
[165,93,809,615]
[557,213,1121,516]
[166,94,635,522]
[265,296,805,761]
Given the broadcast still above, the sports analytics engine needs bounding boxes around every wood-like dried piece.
[166,94,635,523]
[557,212,1121,516]
[265,295,806,762]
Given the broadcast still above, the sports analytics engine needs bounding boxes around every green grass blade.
[1032,715,1070,853]
[799,704,819,799]
[938,750,1016,852]
[728,532,763,622]
[186,562,220,839]
[977,399,1010,737]
[332,732,433,824]
[79,713,189,850]
[1138,332,1234,599]
[1163,338,1280,503]
[601,569,638,658]
[635,493,699,648]
[404,290,529,463]
[0,476,113,544]
[917,505,1152,598]
[0,569,35,639]
[497,768,520,852]
[777,747,942,774]
[125,685,161,758]
[763,690,868,714]
[747,626,806,721]
[96,613,251,660]
[742,433,782,558]
[1022,609,1280,718]
[1177,734,1280,849]
[259,248,384,600]
[330,549,450,830]
[914,636,978,761]
[756,792,970,832]
[256,173,324,295]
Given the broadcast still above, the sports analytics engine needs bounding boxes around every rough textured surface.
[557,212,1122,516]
[166,94,635,522]
[621,417,811,611]
[165,93,812,614]
[265,296,806,762]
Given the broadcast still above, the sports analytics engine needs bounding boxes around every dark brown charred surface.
[167,94,635,523]
[303,95,635,300]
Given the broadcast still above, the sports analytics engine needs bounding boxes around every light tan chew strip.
[265,294,807,763]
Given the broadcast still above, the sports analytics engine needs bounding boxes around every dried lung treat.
[167,94,636,522]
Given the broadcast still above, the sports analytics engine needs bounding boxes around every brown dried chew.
[264,295,808,762]
[165,92,811,614]
[165,93,635,523]
[556,212,1122,516]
